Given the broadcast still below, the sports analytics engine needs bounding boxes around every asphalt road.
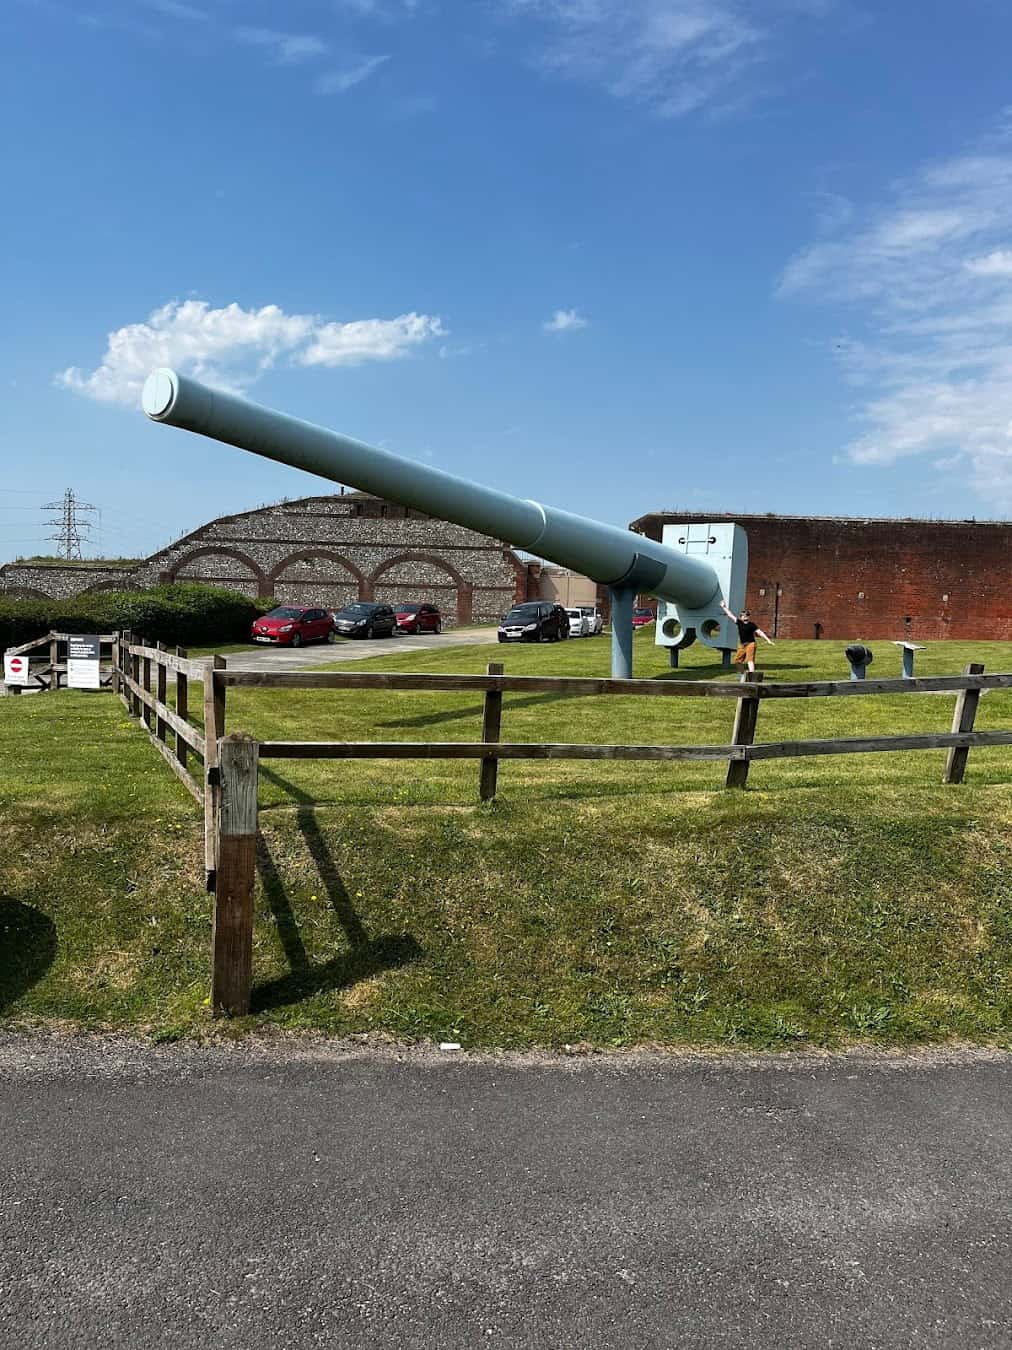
[2,1038,1010,1349]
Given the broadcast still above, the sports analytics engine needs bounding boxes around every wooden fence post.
[49,632,59,692]
[479,661,505,802]
[175,646,189,774]
[131,639,142,720]
[155,642,168,744]
[211,733,258,1017]
[111,632,120,698]
[203,655,227,889]
[944,662,985,784]
[142,645,153,731]
[725,671,764,789]
[118,631,130,712]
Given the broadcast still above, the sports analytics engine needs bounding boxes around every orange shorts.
[734,641,757,665]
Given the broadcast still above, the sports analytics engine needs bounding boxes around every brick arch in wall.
[166,546,268,597]
[369,552,473,625]
[81,579,141,594]
[2,585,50,600]
[268,550,366,610]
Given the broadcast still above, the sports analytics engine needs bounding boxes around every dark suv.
[332,602,397,639]
[498,602,570,643]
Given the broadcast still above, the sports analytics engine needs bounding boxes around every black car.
[332,602,397,639]
[498,602,570,643]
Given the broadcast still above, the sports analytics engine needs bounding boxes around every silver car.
[579,605,604,635]
[566,607,590,637]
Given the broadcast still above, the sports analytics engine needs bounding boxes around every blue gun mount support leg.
[721,648,732,670]
[668,626,697,668]
[609,586,636,680]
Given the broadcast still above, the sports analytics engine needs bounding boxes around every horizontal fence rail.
[258,740,747,761]
[6,630,119,658]
[124,642,210,682]
[220,668,1012,699]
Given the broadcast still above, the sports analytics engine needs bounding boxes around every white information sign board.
[3,651,33,686]
[67,634,102,690]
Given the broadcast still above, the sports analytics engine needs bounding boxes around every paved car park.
[224,625,500,673]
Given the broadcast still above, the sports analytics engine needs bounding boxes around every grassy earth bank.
[2,634,1011,1048]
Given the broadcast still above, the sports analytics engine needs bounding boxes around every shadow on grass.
[0,898,57,1011]
[654,662,811,682]
[376,689,578,730]
[253,767,422,1012]
[251,933,422,1012]
[376,667,818,728]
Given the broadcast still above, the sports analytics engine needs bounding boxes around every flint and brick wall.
[630,512,1012,641]
[1,495,527,627]
[0,564,136,600]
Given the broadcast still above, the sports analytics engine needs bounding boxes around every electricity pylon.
[42,489,97,561]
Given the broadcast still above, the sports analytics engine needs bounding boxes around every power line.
[41,489,97,561]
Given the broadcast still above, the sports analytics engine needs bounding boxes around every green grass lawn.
[3,631,1012,1048]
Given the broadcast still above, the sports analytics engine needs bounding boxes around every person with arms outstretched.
[719,600,774,675]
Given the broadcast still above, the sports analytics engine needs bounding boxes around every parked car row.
[251,599,611,647]
[565,606,605,637]
[497,602,605,643]
[251,601,443,646]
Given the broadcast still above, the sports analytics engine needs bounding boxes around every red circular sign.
[9,657,24,672]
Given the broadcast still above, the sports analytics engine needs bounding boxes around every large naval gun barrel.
[142,368,723,676]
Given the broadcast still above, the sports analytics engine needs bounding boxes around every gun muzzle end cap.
[142,368,178,420]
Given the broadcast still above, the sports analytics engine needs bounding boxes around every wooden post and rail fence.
[2,630,120,692]
[7,632,1010,1015]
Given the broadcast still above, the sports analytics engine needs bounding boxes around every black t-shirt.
[736,619,759,644]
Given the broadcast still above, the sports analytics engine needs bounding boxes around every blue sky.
[5,0,1012,560]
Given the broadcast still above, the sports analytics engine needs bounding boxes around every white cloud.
[333,0,423,16]
[501,0,827,118]
[965,250,1012,278]
[57,300,445,407]
[140,0,208,19]
[779,120,1012,508]
[236,27,329,64]
[298,313,445,366]
[314,54,390,95]
[543,308,589,333]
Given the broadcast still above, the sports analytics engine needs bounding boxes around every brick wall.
[630,512,1012,641]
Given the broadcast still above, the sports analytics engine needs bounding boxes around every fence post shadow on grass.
[0,899,57,1011]
[252,767,422,1012]
[654,661,811,682]
[375,688,577,731]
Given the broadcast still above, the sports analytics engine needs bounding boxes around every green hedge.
[0,584,275,651]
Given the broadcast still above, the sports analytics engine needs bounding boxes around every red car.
[394,602,442,635]
[251,605,333,647]
[632,607,655,627]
